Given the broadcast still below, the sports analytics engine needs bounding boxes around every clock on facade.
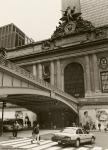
[99,57,108,69]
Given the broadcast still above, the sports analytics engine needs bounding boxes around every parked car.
[52,127,95,147]
[2,119,23,131]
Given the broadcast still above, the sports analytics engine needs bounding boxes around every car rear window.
[62,128,76,134]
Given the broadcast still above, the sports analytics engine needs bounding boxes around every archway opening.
[0,93,78,129]
[64,62,85,98]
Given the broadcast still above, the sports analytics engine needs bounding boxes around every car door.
[76,129,86,144]
[82,129,91,143]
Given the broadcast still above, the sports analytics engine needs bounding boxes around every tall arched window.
[64,63,85,98]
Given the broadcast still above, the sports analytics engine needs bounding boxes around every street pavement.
[0,130,108,150]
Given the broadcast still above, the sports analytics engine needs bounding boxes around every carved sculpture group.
[51,6,95,40]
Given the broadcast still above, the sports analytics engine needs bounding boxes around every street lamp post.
[0,101,6,136]
[0,95,7,136]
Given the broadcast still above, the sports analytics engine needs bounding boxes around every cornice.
[8,38,108,66]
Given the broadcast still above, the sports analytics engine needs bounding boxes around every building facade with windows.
[0,23,34,49]
[3,0,108,129]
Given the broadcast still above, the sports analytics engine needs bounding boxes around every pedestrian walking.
[31,123,40,144]
[13,120,19,138]
[98,123,101,131]
[92,122,96,130]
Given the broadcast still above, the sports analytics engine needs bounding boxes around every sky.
[0,0,61,41]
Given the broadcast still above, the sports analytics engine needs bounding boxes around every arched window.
[64,63,85,98]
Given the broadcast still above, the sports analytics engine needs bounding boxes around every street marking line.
[12,140,34,148]
[84,145,94,148]
[31,142,57,150]
[20,140,52,149]
[91,147,102,150]
[0,137,29,144]
[46,146,62,150]
[1,138,31,146]
[62,147,75,150]
[12,140,44,148]
[77,147,89,150]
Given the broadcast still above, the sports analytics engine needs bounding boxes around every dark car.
[1,119,23,131]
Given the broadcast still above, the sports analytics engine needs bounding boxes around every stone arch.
[64,62,85,98]
[0,87,79,128]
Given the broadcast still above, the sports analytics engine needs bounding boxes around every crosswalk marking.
[92,147,102,150]
[0,137,29,144]
[1,138,31,146]
[31,142,57,150]
[12,140,44,148]
[20,140,52,149]
[12,140,32,147]
[77,147,88,150]
[62,147,75,150]
[46,146,62,150]
[0,138,106,150]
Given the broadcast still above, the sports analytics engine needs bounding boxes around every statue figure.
[61,6,76,23]
[66,6,76,22]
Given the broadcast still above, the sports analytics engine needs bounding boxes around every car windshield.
[61,128,76,134]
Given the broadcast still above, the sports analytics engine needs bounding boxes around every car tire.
[91,137,95,144]
[75,139,80,147]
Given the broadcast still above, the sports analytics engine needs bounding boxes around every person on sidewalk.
[31,123,40,144]
[13,121,19,138]
[98,123,101,131]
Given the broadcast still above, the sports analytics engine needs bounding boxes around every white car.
[52,127,95,147]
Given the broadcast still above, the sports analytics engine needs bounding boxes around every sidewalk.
[0,129,59,142]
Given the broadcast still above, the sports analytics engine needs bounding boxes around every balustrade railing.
[0,58,77,103]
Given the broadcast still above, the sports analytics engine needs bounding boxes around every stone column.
[32,64,37,79]
[61,69,64,91]
[92,54,100,93]
[50,61,55,85]
[37,63,42,80]
[56,59,61,89]
[85,55,91,96]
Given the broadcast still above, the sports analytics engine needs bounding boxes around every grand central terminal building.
[1,0,108,129]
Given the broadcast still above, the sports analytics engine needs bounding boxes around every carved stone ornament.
[99,57,108,69]
[42,40,51,50]
[95,29,106,39]
[64,21,76,34]
[51,6,95,40]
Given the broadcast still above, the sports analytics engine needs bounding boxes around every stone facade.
[7,24,108,128]
[5,0,108,128]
